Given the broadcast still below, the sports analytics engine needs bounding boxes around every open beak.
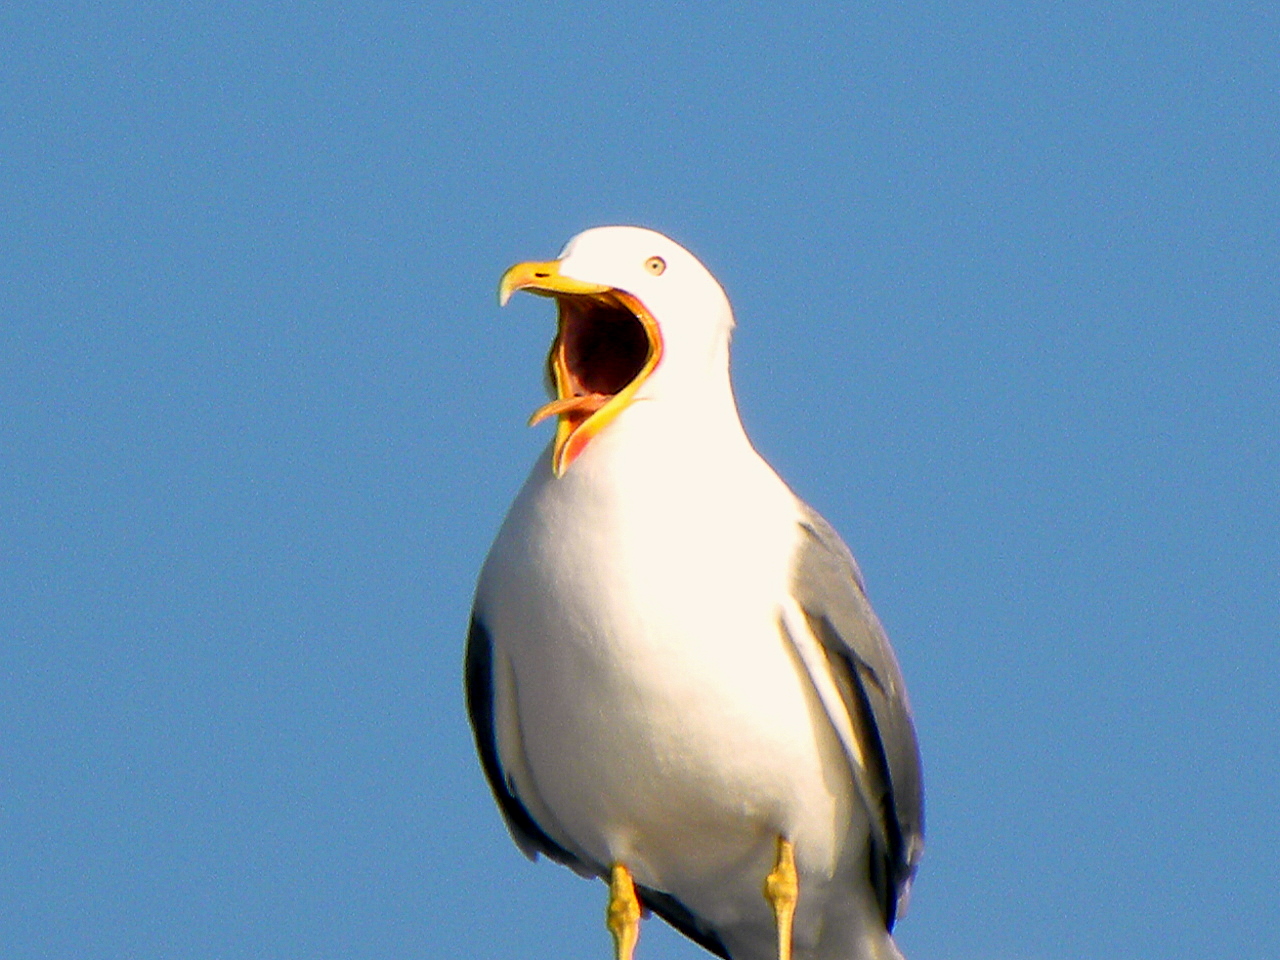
[499,260,664,477]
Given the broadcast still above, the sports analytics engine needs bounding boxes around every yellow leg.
[607,862,642,960]
[763,836,798,960]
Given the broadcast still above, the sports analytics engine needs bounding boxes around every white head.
[500,226,739,476]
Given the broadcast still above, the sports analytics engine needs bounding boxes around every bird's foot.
[607,862,642,960]
[764,836,798,960]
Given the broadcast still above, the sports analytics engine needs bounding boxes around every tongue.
[528,393,610,427]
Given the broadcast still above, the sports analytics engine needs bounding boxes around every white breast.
[476,404,865,935]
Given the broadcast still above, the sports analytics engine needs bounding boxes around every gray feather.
[466,615,730,955]
[464,615,591,872]
[789,505,925,930]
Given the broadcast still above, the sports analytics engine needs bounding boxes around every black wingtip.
[464,615,588,873]
[635,883,731,960]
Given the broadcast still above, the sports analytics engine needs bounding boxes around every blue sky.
[2,3,1276,958]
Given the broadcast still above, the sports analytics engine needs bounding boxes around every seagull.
[466,226,924,960]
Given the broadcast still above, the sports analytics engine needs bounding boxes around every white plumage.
[468,227,922,960]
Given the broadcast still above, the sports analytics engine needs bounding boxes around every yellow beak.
[498,260,610,306]
[498,260,663,477]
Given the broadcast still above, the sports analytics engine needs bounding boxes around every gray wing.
[464,614,589,871]
[465,614,732,959]
[789,505,925,931]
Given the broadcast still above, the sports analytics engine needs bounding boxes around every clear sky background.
[2,3,1276,959]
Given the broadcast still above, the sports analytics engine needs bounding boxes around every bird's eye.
[644,256,666,276]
